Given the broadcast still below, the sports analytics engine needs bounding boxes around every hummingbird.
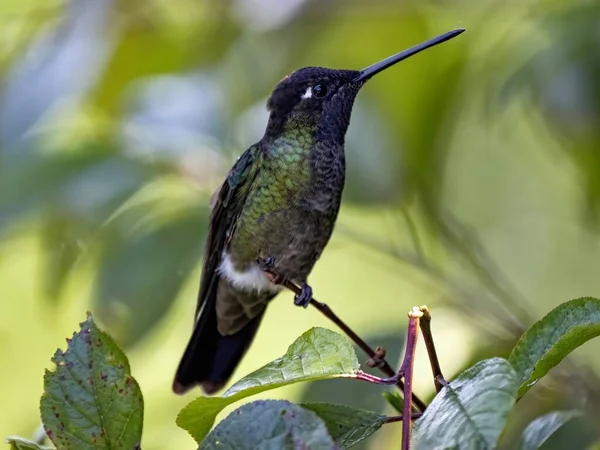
[173,29,465,395]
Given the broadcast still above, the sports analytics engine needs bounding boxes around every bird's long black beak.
[353,28,465,83]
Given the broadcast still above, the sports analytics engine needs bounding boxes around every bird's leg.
[257,256,286,284]
[293,282,313,309]
[257,256,313,308]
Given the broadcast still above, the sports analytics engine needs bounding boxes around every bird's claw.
[257,257,312,305]
[294,283,313,309]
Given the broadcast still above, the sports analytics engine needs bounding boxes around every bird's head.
[263,28,465,146]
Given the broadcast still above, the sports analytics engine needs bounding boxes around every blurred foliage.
[2,0,600,448]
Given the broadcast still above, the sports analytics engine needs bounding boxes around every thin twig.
[264,272,427,413]
[400,308,422,450]
[337,224,516,339]
[418,306,446,393]
[384,412,422,424]
[440,211,530,329]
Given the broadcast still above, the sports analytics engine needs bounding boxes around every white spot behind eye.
[301,87,312,99]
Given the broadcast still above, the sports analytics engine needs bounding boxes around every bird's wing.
[194,144,260,321]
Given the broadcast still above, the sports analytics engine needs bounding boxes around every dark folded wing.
[194,144,260,321]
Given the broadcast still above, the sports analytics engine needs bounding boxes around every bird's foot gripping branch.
[6,297,600,450]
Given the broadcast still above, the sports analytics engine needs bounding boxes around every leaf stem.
[264,272,427,413]
[33,424,47,444]
[418,306,446,392]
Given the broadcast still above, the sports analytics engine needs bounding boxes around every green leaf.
[176,327,359,443]
[301,403,387,449]
[40,213,88,303]
[92,177,208,346]
[0,153,103,224]
[201,400,337,450]
[40,313,144,450]
[412,358,518,450]
[94,207,207,346]
[297,329,406,419]
[0,151,155,243]
[518,410,582,450]
[5,437,51,450]
[382,391,403,414]
[508,297,600,397]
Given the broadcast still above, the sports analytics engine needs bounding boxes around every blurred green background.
[1,0,600,448]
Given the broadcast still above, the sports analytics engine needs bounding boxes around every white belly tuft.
[218,252,282,293]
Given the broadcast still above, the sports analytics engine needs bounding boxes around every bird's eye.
[313,84,327,98]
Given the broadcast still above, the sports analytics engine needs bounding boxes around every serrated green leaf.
[508,297,600,397]
[412,358,518,450]
[176,327,359,443]
[5,437,51,450]
[297,329,406,422]
[201,400,338,450]
[40,313,144,450]
[224,327,359,396]
[301,403,387,449]
[518,410,582,450]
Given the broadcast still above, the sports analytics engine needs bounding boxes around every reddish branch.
[264,272,451,450]
[264,272,427,413]
[354,309,423,450]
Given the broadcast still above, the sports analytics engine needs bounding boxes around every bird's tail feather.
[173,293,265,395]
